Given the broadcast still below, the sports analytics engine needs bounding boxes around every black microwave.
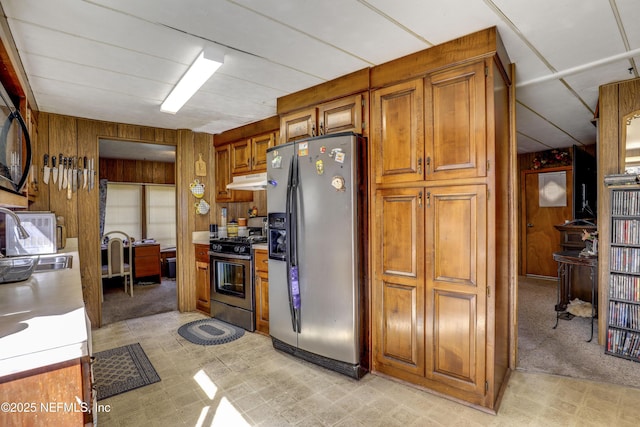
[0,79,31,195]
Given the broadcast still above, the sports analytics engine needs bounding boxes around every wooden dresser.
[133,244,161,282]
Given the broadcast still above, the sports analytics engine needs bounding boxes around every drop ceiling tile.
[516,134,551,154]
[230,0,429,64]
[23,54,169,101]
[517,80,597,144]
[216,52,323,93]
[9,21,185,84]
[87,0,370,80]
[515,102,585,149]
[491,0,626,71]
[618,0,640,49]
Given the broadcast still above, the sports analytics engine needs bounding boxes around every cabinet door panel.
[251,133,274,172]
[425,61,486,180]
[381,282,420,366]
[425,185,486,395]
[231,139,251,175]
[255,272,269,334]
[373,188,425,377]
[215,145,232,201]
[280,108,317,144]
[372,79,424,184]
[196,260,210,312]
[433,291,477,381]
[215,144,253,203]
[430,190,480,284]
[318,94,362,135]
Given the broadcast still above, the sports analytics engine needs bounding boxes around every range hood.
[226,172,267,191]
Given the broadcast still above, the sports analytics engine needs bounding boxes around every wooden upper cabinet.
[371,79,425,184]
[230,132,275,175]
[372,60,487,185]
[215,144,232,201]
[215,144,252,202]
[280,94,365,144]
[317,94,363,135]
[231,139,252,175]
[425,61,486,180]
[251,132,275,171]
[280,108,317,144]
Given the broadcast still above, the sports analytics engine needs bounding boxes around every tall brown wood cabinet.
[370,27,515,412]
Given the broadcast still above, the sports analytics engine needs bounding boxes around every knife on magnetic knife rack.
[43,154,50,184]
[77,157,83,192]
[67,158,73,199]
[83,156,88,189]
[58,154,64,190]
[71,157,77,193]
[51,155,57,184]
[89,158,95,191]
[60,157,66,190]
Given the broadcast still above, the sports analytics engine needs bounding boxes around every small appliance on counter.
[4,211,57,255]
[56,216,66,250]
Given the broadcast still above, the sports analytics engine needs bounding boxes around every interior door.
[522,168,573,277]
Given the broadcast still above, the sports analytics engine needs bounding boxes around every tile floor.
[92,311,640,426]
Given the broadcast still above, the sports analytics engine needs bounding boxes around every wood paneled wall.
[597,77,640,345]
[99,158,175,184]
[30,112,215,327]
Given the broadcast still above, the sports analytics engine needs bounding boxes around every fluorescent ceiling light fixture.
[161,49,223,114]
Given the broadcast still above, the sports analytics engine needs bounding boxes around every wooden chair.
[101,231,133,298]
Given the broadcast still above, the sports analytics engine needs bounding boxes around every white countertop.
[253,243,268,251]
[0,251,89,377]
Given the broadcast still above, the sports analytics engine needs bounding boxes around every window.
[146,185,176,247]
[104,183,141,240]
[104,183,176,247]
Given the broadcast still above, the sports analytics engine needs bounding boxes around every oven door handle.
[208,251,251,261]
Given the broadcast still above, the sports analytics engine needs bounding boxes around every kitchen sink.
[0,254,73,284]
[33,254,73,272]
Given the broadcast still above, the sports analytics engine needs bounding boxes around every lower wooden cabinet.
[0,356,94,426]
[372,185,491,406]
[195,244,211,314]
[254,248,269,335]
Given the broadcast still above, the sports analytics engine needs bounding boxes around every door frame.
[519,166,572,276]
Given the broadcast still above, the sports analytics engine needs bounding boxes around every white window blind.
[146,185,176,247]
[104,183,142,240]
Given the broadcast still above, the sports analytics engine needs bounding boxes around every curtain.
[99,178,108,237]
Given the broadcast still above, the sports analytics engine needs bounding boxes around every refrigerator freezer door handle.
[285,154,298,332]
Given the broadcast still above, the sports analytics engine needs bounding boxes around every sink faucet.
[0,207,30,240]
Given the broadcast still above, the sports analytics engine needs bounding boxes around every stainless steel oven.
[210,235,264,332]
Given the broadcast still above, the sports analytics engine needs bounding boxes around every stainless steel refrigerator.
[266,132,367,379]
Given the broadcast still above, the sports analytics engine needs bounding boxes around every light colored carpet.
[517,276,640,388]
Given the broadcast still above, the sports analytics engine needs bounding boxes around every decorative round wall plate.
[190,179,205,198]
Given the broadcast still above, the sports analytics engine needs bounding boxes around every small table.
[552,250,598,342]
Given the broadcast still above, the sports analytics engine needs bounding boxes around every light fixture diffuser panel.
[161,50,224,114]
